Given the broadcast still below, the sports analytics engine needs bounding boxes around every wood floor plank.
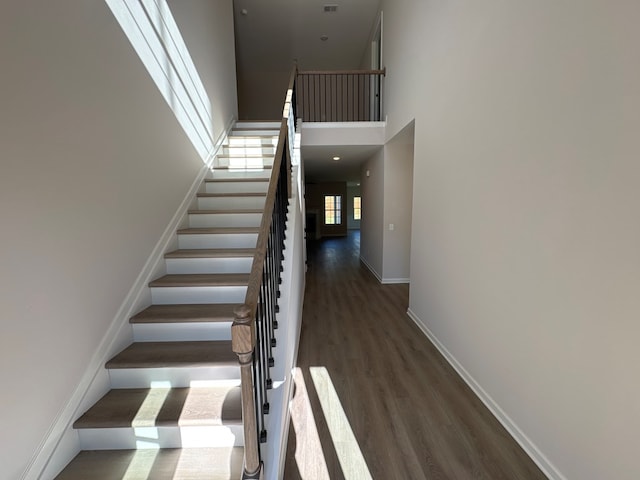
[284,231,547,480]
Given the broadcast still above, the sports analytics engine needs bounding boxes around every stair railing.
[296,68,386,122]
[232,64,297,480]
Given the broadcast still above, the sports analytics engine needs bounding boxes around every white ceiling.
[233,0,383,183]
[302,144,382,182]
[233,0,382,71]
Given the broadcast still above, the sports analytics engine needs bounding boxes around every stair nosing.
[105,340,238,369]
[205,177,269,182]
[165,248,257,259]
[196,193,266,198]
[187,209,263,215]
[73,386,242,429]
[177,227,260,235]
[149,273,250,288]
[130,304,238,324]
[56,448,245,479]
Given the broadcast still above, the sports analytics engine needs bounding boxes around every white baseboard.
[406,308,566,480]
[382,277,409,284]
[359,256,382,283]
[21,117,235,480]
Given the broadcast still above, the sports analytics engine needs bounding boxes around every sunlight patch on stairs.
[132,385,171,428]
[123,449,159,479]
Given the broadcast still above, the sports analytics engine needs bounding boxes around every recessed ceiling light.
[332,156,340,161]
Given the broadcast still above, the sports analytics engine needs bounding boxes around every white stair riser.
[188,212,262,228]
[178,233,258,249]
[108,367,241,388]
[221,146,276,155]
[166,257,253,275]
[214,156,273,172]
[150,285,247,304]
[234,121,281,129]
[217,159,274,170]
[78,425,244,450]
[132,322,232,342]
[197,196,265,210]
[231,130,279,136]
[205,182,269,194]
[211,169,272,180]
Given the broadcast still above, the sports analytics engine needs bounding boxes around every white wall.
[381,1,640,479]
[382,123,413,282]
[360,150,385,280]
[267,166,306,480]
[0,1,236,478]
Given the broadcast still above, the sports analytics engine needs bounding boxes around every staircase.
[55,121,281,480]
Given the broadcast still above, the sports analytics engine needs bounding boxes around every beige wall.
[360,150,385,279]
[381,1,640,479]
[382,123,414,282]
[168,0,238,138]
[0,1,237,478]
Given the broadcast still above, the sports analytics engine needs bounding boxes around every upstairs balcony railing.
[231,65,296,480]
[296,69,386,122]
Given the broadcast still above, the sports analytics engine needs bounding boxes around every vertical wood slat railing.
[231,65,297,480]
[296,69,385,122]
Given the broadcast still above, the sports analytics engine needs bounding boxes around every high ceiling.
[233,0,383,183]
[232,0,381,71]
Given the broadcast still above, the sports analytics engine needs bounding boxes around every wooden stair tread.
[217,153,275,158]
[177,226,260,235]
[205,177,268,183]
[54,448,243,480]
[187,208,263,214]
[105,341,237,369]
[165,248,256,259]
[149,273,249,287]
[230,129,278,132]
[213,165,273,170]
[196,192,266,198]
[130,304,238,324]
[73,386,242,428]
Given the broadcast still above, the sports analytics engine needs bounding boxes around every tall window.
[354,196,361,220]
[324,195,342,225]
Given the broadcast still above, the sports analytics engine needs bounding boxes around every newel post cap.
[234,304,252,320]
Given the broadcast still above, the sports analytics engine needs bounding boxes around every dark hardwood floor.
[283,231,546,480]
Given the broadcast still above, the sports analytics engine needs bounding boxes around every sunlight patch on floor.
[290,367,331,480]
[309,366,373,480]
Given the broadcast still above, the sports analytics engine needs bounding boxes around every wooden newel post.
[232,304,263,480]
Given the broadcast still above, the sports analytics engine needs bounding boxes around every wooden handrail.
[232,63,298,480]
[243,122,287,312]
[298,68,386,76]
